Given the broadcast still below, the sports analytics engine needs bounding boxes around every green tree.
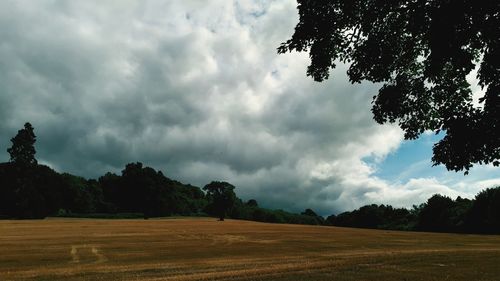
[301,208,318,217]
[119,162,176,218]
[278,1,499,173]
[466,186,500,234]
[203,181,237,221]
[326,214,337,225]
[246,199,258,208]
[416,194,455,232]
[7,123,37,166]
[3,123,50,218]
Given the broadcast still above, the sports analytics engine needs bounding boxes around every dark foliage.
[246,199,258,208]
[1,123,500,234]
[333,204,415,231]
[278,0,500,173]
[96,164,208,218]
[301,208,318,217]
[0,162,66,219]
[230,201,325,226]
[416,194,472,232]
[0,160,208,219]
[0,125,208,219]
[327,190,500,234]
[465,187,500,234]
[203,181,237,221]
[7,122,37,166]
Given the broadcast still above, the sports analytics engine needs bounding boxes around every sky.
[1,0,499,215]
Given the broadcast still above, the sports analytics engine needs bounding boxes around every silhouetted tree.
[203,181,237,221]
[99,172,121,212]
[326,214,336,225]
[0,163,69,219]
[278,1,500,173]
[7,123,37,166]
[177,184,208,214]
[97,163,207,218]
[119,162,178,218]
[246,199,258,208]
[1,123,52,218]
[59,174,107,214]
[300,208,326,224]
[331,204,414,230]
[335,204,384,229]
[301,208,318,217]
[449,196,473,232]
[466,187,500,234]
[417,194,455,232]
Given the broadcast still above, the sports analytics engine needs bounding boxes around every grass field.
[1,218,500,281]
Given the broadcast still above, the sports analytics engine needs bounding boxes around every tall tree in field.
[203,181,237,221]
[278,0,500,173]
[3,123,48,218]
[7,122,37,166]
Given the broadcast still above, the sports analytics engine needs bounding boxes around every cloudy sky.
[1,0,499,215]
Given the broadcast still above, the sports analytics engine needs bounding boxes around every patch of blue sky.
[366,131,500,196]
[363,132,444,182]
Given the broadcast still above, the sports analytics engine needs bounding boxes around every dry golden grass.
[1,218,499,281]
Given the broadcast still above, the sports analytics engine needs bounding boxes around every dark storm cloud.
[1,0,492,215]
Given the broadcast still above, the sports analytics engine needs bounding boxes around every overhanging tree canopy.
[278,0,499,173]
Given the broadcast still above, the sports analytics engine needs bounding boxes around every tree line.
[0,123,499,235]
[0,123,327,226]
[327,191,500,234]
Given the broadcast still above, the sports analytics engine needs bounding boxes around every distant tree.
[98,164,209,217]
[7,123,37,166]
[246,199,258,208]
[331,204,414,230]
[2,123,53,219]
[203,181,237,221]
[99,172,121,212]
[120,162,177,218]
[300,208,326,225]
[59,173,107,214]
[334,204,383,229]
[31,165,68,216]
[466,186,500,234]
[178,184,208,214]
[120,162,147,213]
[278,1,500,173]
[417,194,455,232]
[0,161,70,219]
[301,208,318,217]
[0,163,15,217]
[448,196,473,232]
[326,214,336,225]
